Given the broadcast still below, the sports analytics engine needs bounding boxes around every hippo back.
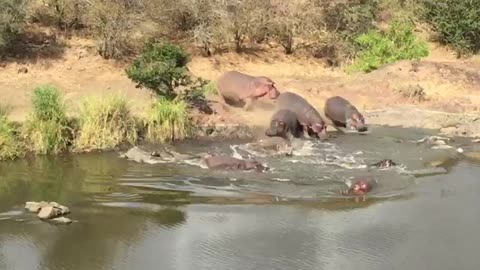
[206,155,244,170]
[217,71,256,101]
[324,96,351,124]
[277,92,324,126]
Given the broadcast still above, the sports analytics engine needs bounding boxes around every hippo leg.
[244,97,254,111]
[302,125,312,139]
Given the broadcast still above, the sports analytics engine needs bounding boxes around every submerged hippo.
[205,155,268,172]
[276,92,328,140]
[324,96,367,132]
[265,109,302,139]
[341,177,377,196]
[370,159,398,168]
[217,70,280,110]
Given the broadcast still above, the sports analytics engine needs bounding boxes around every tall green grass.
[144,97,191,143]
[74,95,138,152]
[23,85,72,154]
[0,105,25,160]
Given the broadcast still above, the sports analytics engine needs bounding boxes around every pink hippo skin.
[217,71,280,110]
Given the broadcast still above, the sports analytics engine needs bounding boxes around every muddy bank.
[365,106,480,139]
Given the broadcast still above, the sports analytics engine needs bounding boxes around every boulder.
[38,205,62,219]
[25,201,49,213]
[50,217,72,225]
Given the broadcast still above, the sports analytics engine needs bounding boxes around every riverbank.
[2,33,480,161]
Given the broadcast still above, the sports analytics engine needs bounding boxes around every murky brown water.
[1,125,479,270]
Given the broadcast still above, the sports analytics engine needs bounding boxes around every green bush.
[73,95,138,152]
[126,41,191,98]
[144,97,191,143]
[422,0,480,55]
[0,0,27,48]
[0,105,25,160]
[347,19,429,72]
[23,85,72,155]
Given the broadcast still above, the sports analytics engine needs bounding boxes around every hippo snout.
[269,86,280,99]
[356,124,368,132]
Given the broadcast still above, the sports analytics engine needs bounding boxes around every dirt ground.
[1,27,480,137]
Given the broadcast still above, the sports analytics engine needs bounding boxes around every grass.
[144,97,191,143]
[201,80,218,96]
[23,85,72,155]
[347,19,429,73]
[0,105,25,160]
[73,95,138,152]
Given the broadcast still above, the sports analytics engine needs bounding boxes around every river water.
[1,125,479,270]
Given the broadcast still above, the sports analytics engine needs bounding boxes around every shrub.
[0,0,27,48]
[126,41,190,98]
[74,96,138,152]
[0,105,25,160]
[23,85,71,155]
[144,97,191,143]
[30,0,89,30]
[422,0,480,55]
[347,19,429,72]
[87,0,143,59]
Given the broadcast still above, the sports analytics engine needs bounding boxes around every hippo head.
[344,177,376,195]
[311,123,328,140]
[265,120,287,138]
[255,77,280,99]
[346,111,367,132]
[244,160,269,172]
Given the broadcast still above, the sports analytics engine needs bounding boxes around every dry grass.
[144,97,191,143]
[73,95,138,152]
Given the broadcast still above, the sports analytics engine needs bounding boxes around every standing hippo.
[276,92,328,140]
[205,155,268,172]
[217,71,280,110]
[265,109,302,139]
[324,96,367,132]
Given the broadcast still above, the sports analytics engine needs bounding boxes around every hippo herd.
[123,70,392,197]
[215,70,379,195]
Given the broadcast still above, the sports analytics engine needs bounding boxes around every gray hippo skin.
[217,70,280,110]
[324,96,367,132]
[276,92,328,140]
[205,155,268,172]
[265,109,302,139]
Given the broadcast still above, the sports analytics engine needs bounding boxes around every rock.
[50,217,72,225]
[37,205,62,219]
[49,201,60,208]
[463,152,480,160]
[25,201,49,213]
[432,139,446,145]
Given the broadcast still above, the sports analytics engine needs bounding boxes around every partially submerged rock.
[49,217,72,225]
[38,205,62,219]
[121,146,200,164]
[24,201,72,223]
[25,201,49,213]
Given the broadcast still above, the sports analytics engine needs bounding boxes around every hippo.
[217,70,280,110]
[276,92,328,140]
[341,177,377,196]
[324,96,367,132]
[370,159,398,168]
[265,109,302,139]
[205,155,268,172]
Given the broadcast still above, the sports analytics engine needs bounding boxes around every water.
[0,125,478,270]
